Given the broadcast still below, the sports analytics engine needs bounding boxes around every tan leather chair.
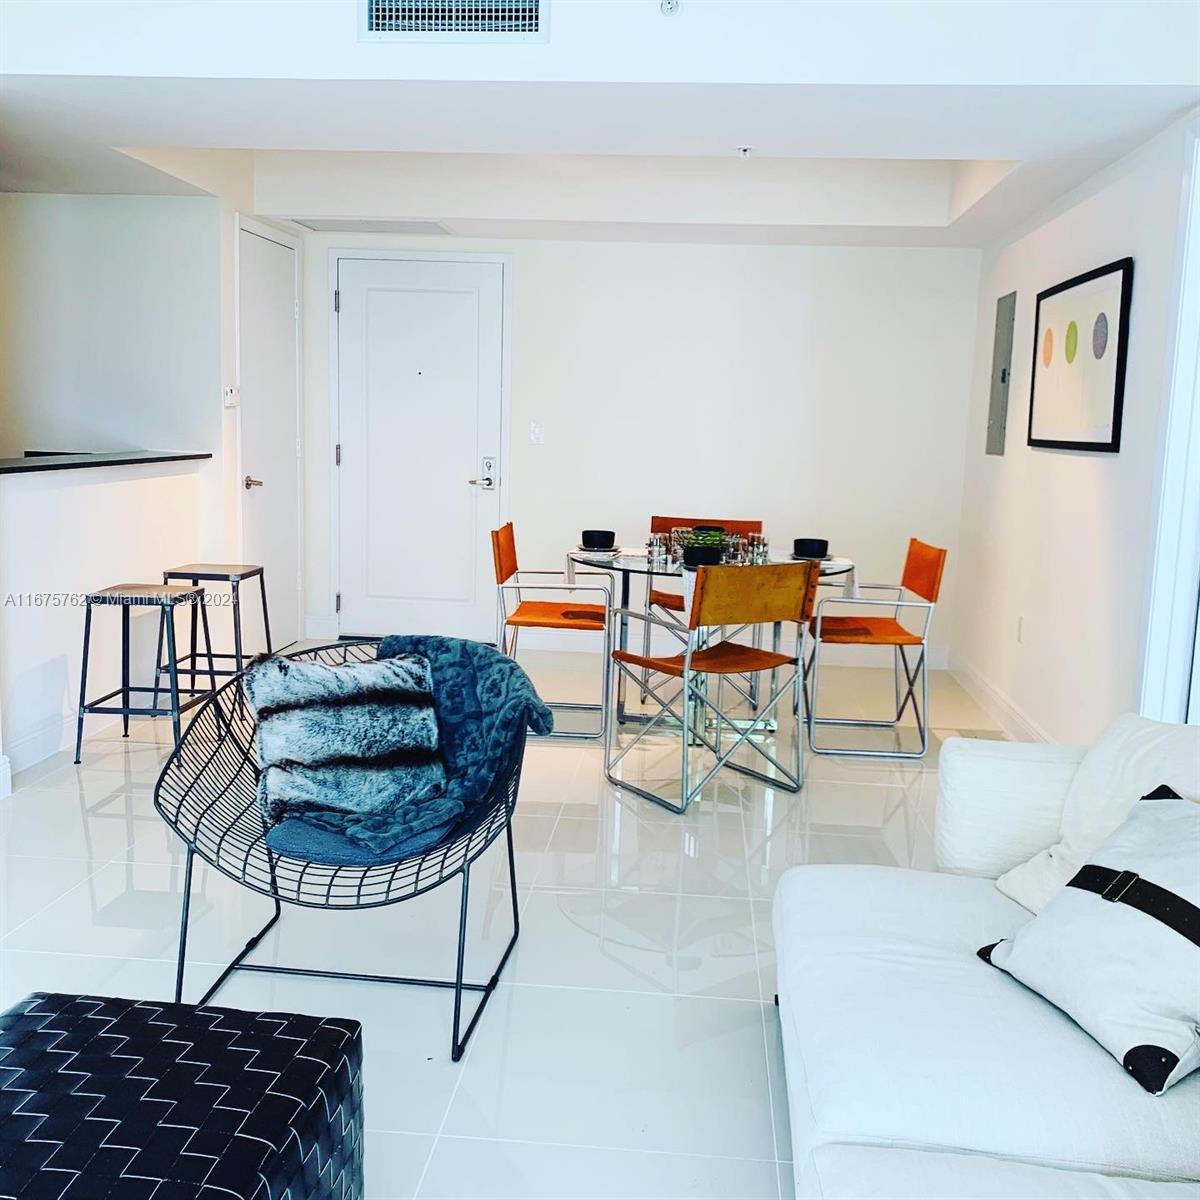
[606,560,818,813]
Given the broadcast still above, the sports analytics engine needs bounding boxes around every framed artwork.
[1028,257,1133,452]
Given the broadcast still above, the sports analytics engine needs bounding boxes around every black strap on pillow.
[1140,783,1182,800]
[1068,865,1200,948]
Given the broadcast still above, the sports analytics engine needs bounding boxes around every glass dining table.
[567,550,857,724]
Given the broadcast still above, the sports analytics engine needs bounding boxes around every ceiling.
[3,77,1197,164]
[1,0,1197,247]
[4,0,1197,87]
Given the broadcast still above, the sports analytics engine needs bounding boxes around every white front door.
[238,224,302,650]
[336,256,505,639]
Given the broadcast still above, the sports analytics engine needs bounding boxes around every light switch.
[529,421,544,445]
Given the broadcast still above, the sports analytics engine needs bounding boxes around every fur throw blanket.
[260,637,553,867]
[244,653,458,850]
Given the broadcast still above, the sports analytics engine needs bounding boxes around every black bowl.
[581,529,616,550]
[683,544,723,567]
[793,537,829,560]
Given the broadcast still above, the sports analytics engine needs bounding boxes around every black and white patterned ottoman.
[0,992,364,1199]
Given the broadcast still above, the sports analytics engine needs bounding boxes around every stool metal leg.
[199,591,218,695]
[189,576,200,693]
[73,600,94,764]
[152,586,167,712]
[120,602,131,737]
[164,603,183,760]
[259,572,273,654]
[231,579,245,673]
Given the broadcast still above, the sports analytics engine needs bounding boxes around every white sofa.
[773,737,1200,1200]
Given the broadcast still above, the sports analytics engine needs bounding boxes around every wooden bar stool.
[158,563,272,691]
[74,584,216,764]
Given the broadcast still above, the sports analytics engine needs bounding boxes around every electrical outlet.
[222,386,240,408]
[529,420,544,445]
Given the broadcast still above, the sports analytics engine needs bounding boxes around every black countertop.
[0,450,212,476]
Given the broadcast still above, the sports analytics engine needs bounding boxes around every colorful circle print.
[1093,312,1109,359]
[1042,326,1054,367]
[1065,320,1079,364]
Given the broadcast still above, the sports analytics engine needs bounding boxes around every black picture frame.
[1027,257,1133,453]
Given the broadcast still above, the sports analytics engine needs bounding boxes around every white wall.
[0,194,220,456]
[0,191,244,780]
[0,193,228,554]
[120,150,257,558]
[256,150,958,231]
[302,234,980,661]
[0,461,204,775]
[952,118,1196,744]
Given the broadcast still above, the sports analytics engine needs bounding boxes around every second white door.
[239,225,301,650]
[336,256,505,638]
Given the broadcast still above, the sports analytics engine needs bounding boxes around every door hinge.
[335,592,342,614]
[335,443,342,466]
[294,299,300,320]
[333,289,340,313]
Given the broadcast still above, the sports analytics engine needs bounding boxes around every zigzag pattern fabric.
[0,992,364,1199]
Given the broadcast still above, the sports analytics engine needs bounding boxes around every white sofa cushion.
[936,738,1084,877]
[797,1144,1200,1200]
[773,864,1200,1181]
[986,794,1200,1095]
[998,715,1200,913]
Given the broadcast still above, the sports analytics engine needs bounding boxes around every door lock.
[468,457,498,490]
[243,475,264,490]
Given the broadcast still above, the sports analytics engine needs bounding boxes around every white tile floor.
[0,655,1003,1200]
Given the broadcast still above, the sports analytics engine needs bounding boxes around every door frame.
[327,249,514,637]
[1141,121,1200,724]
[235,215,305,647]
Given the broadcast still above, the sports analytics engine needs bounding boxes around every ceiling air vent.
[362,0,547,41]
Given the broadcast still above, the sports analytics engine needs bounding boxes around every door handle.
[469,456,498,490]
[244,475,264,490]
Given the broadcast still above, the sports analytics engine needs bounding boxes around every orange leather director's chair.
[607,561,817,814]
[806,537,947,758]
[491,522,612,739]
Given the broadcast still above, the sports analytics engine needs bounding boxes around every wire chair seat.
[152,638,527,1061]
[154,639,519,908]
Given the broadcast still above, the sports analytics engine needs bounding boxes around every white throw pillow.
[982,791,1200,1095]
[998,714,1200,912]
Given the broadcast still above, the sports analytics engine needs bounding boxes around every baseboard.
[949,652,1051,742]
[0,754,11,799]
[305,614,340,641]
[5,710,76,777]
[4,708,124,779]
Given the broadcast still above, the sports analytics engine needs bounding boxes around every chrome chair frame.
[496,570,613,740]
[606,608,804,814]
[805,585,936,758]
[641,589,764,710]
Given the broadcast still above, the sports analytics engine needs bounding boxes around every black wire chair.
[153,638,525,1061]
